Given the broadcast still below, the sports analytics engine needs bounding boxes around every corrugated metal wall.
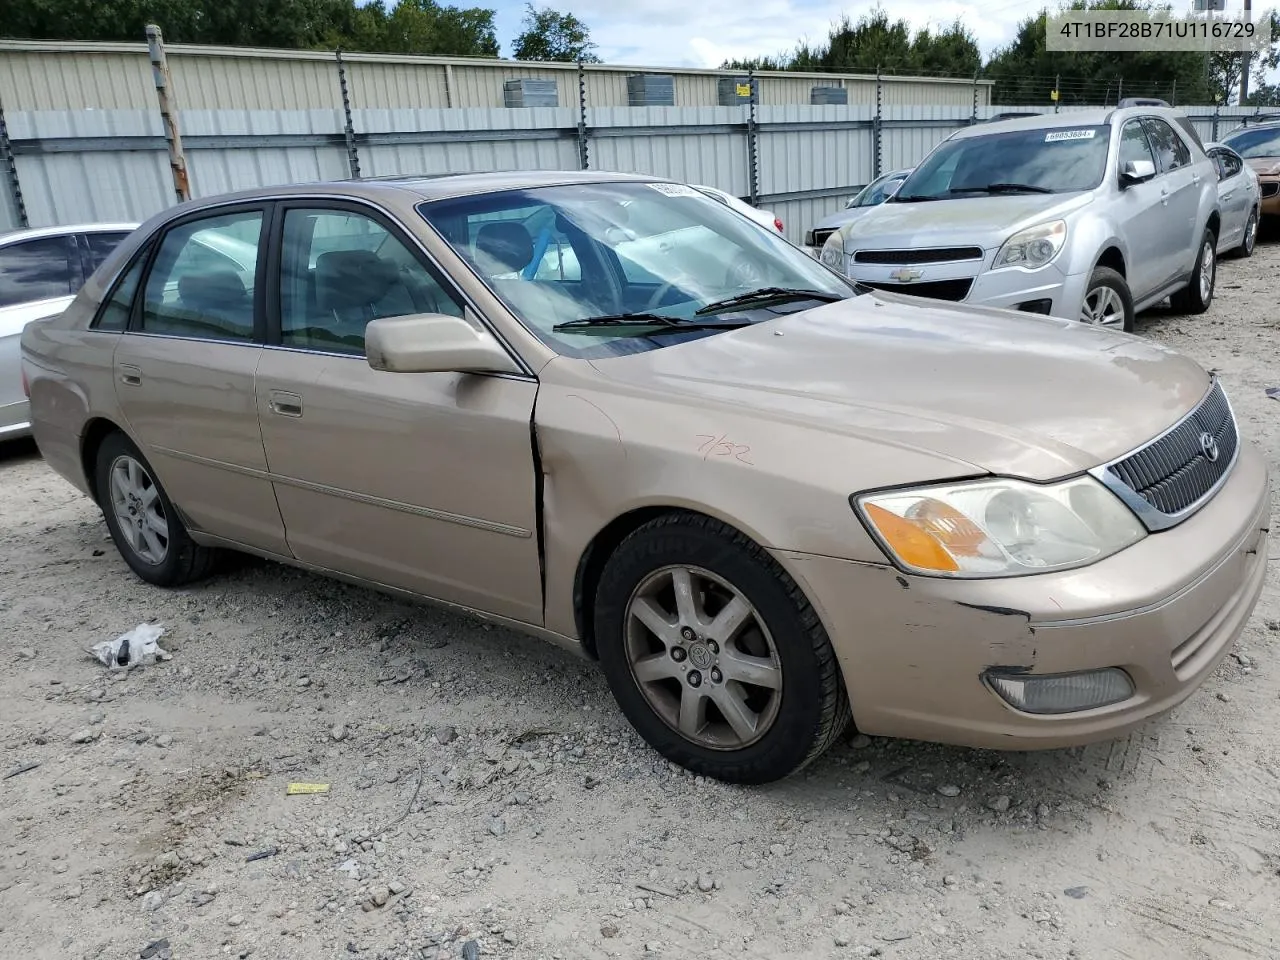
[0,41,1264,242]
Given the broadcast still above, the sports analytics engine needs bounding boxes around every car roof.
[949,105,1192,141]
[167,170,668,217]
[0,222,139,245]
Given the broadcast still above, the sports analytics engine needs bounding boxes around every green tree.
[512,4,600,63]
[380,0,498,56]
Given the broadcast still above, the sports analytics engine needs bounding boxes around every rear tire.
[1236,209,1258,258]
[95,431,218,587]
[593,512,850,784]
[1079,267,1134,333]
[1170,230,1216,314]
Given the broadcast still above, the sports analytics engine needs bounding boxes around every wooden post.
[145,24,190,204]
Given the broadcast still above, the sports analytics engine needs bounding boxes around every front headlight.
[994,220,1067,270]
[854,476,1145,578]
[820,230,846,271]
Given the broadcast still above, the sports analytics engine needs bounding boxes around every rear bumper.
[773,443,1271,750]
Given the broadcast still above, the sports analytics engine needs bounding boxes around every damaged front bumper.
[772,443,1271,750]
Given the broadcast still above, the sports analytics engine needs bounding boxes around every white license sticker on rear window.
[1044,129,1097,142]
[647,182,702,197]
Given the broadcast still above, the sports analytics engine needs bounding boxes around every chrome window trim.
[1089,377,1239,532]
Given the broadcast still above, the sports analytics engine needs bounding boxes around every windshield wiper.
[695,287,845,316]
[950,183,1055,195]
[892,194,943,202]
[552,313,752,332]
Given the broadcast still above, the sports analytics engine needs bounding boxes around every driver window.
[1119,120,1157,172]
[278,208,463,356]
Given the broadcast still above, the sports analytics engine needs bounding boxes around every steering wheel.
[645,274,693,311]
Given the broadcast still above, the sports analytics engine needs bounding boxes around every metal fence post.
[1171,78,1177,107]
[576,59,589,170]
[145,24,190,204]
[873,66,883,179]
[0,94,29,229]
[1212,102,1220,141]
[335,49,362,179]
[1116,76,1124,105]
[747,69,760,206]
[1054,74,1061,114]
[970,70,978,124]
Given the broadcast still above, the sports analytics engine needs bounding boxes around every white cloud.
[561,0,1037,70]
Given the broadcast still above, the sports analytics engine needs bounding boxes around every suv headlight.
[994,220,1067,270]
[820,230,846,271]
[853,476,1145,578]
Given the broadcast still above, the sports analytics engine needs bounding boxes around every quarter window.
[140,210,262,342]
[1142,118,1191,172]
[278,208,463,356]
[92,248,148,332]
[0,235,77,309]
[1219,150,1242,178]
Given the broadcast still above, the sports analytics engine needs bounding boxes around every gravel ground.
[2,236,1279,960]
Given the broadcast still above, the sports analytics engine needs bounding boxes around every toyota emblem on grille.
[1199,431,1220,463]
[889,267,924,282]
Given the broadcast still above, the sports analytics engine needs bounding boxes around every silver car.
[1,223,137,439]
[804,168,912,257]
[1204,141,1261,258]
[820,105,1222,332]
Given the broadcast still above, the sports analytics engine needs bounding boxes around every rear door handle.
[1160,188,1170,205]
[268,390,303,418]
[118,363,142,386]
[1221,191,1233,201]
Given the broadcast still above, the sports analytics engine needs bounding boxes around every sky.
[489,0,1052,69]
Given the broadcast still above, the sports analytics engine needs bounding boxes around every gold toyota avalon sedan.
[20,172,1270,784]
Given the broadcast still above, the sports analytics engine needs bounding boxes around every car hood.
[585,294,1208,482]
[838,192,1094,250]
[1244,156,1280,176]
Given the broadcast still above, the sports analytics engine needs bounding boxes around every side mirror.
[1120,159,1157,185]
[365,313,521,375]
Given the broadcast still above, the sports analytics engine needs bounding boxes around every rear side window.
[83,232,133,275]
[140,210,262,342]
[92,248,149,332]
[1143,118,1191,172]
[0,235,77,308]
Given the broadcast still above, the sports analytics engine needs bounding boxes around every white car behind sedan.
[1,223,138,439]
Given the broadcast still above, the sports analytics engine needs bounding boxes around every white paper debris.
[90,623,169,669]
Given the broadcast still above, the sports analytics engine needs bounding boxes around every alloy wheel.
[1198,240,1215,303]
[1080,285,1125,326]
[108,455,170,565]
[623,565,782,750]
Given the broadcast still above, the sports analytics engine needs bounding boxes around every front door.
[1113,119,1166,301]
[1142,117,1201,286]
[255,202,543,624]
[113,206,289,556]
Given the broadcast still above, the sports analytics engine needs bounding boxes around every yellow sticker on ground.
[286,782,330,795]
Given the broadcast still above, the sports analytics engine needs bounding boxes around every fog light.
[984,668,1134,715]
[1016,298,1053,315]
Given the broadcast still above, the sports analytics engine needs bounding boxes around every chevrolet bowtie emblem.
[889,267,924,282]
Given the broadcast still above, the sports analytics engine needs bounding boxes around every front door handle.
[118,364,142,386]
[1160,188,1170,206]
[1221,191,1233,201]
[268,390,303,418]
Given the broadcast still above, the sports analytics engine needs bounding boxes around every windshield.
[893,125,1111,201]
[1222,125,1280,159]
[417,181,856,358]
[850,171,908,207]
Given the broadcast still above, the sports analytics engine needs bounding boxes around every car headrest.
[474,222,534,275]
[177,271,248,311]
[315,250,400,312]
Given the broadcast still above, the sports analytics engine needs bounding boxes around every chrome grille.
[1094,380,1238,531]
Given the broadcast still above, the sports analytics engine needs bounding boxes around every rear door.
[1210,147,1250,246]
[255,201,543,623]
[113,205,288,555]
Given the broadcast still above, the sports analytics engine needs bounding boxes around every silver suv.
[819,103,1223,331]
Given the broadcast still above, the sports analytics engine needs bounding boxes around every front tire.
[95,431,218,587]
[1079,266,1134,333]
[1170,230,1216,314]
[593,513,850,784]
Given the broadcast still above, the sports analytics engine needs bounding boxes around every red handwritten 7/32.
[696,434,754,464]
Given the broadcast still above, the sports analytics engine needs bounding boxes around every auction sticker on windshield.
[1045,129,1098,142]
[648,183,702,197]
